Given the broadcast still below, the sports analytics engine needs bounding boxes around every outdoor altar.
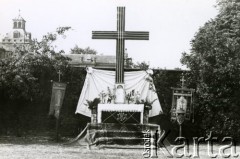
[74,7,162,147]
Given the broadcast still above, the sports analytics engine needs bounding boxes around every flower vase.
[91,107,97,123]
[143,109,149,124]
[143,105,152,124]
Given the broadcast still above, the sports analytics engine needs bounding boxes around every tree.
[70,45,97,55]
[181,0,240,139]
[32,26,71,55]
[133,61,149,70]
[0,27,71,136]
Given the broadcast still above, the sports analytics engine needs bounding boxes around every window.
[18,22,21,28]
[13,31,20,38]
[14,22,17,28]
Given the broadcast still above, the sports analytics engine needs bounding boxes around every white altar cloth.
[75,68,163,117]
[97,104,144,123]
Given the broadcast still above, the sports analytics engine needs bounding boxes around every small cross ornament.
[180,74,186,88]
[57,70,62,82]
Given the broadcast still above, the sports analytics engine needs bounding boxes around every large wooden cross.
[92,7,149,84]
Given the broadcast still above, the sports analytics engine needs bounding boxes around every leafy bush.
[181,0,240,140]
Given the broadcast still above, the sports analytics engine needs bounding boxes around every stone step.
[88,123,160,132]
[88,130,153,138]
[90,136,156,145]
[87,123,161,146]
[91,137,158,146]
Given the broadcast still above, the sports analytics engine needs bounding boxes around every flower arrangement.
[125,90,136,104]
[107,87,115,103]
[126,93,134,104]
[98,87,115,104]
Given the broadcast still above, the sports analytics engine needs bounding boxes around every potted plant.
[85,98,101,123]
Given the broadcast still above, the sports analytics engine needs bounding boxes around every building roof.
[65,54,116,68]
[13,15,26,22]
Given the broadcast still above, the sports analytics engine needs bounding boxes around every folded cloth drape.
[75,68,163,117]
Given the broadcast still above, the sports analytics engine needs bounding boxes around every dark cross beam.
[92,7,149,84]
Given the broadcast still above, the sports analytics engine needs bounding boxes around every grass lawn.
[0,136,239,159]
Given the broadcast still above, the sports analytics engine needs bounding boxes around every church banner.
[170,88,194,121]
[49,82,67,119]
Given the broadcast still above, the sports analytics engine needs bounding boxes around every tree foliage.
[181,0,240,139]
[0,27,73,135]
[70,45,97,55]
[0,26,72,101]
[32,26,71,55]
[133,61,149,70]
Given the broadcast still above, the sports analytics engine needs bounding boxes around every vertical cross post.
[57,70,62,82]
[116,7,125,83]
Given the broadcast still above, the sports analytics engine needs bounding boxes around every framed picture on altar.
[114,84,126,104]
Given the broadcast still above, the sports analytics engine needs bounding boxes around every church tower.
[0,11,32,58]
[13,15,26,30]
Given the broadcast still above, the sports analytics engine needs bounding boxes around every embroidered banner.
[49,82,67,119]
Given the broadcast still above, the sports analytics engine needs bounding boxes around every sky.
[0,0,218,69]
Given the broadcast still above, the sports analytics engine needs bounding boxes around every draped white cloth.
[75,68,163,117]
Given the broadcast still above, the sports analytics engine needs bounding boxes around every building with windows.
[0,13,134,69]
[0,14,32,58]
[65,52,133,69]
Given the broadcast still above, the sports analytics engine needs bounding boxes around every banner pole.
[56,118,59,142]
[56,70,62,142]
[179,124,182,137]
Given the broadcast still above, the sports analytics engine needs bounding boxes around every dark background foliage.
[181,0,240,141]
[0,54,184,139]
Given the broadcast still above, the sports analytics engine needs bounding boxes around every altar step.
[86,123,160,146]
[89,137,145,145]
[90,130,147,138]
[88,123,160,131]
